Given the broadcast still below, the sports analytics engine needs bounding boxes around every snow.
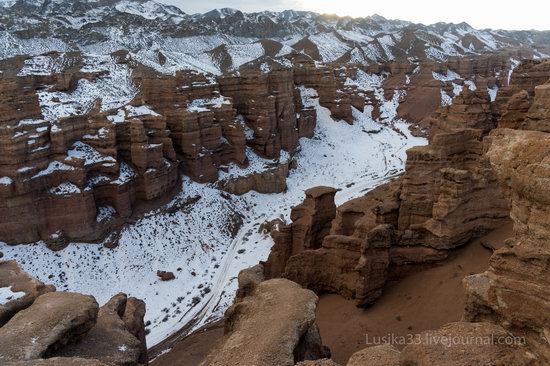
[38,55,138,122]
[440,90,453,106]
[33,161,75,178]
[464,80,477,91]
[337,30,373,44]
[115,0,174,20]
[187,97,229,112]
[377,35,396,60]
[0,85,427,348]
[108,109,126,124]
[345,69,404,123]
[112,162,136,185]
[452,82,463,96]
[488,86,499,102]
[260,63,271,74]
[49,182,81,195]
[0,176,13,185]
[125,105,160,117]
[17,55,64,76]
[66,142,116,166]
[97,206,116,223]
[117,344,128,352]
[225,43,265,69]
[0,286,26,305]
[308,33,352,62]
[218,148,289,180]
[508,58,521,85]
[432,70,461,82]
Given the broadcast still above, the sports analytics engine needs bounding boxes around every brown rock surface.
[218,160,290,195]
[428,87,496,136]
[0,260,55,326]
[201,278,330,366]
[53,293,147,365]
[464,127,550,362]
[264,186,338,279]
[264,66,510,305]
[156,271,175,281]
[0,292,99,361]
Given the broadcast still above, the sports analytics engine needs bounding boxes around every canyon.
[0,0,550,365]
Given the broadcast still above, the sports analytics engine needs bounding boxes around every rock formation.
[257,59,550,365]
[265,111,509,306]
[0,52,329,246]
[201,266,330,366]
[0,260,148,365]
[0,260,55,326]
[264,186,338,279]
[463,126,550,363]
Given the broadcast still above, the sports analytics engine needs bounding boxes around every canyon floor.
[150,222,514,365]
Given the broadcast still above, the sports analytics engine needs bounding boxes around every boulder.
[0,292,99,361]
[156,271,175,281]
[201,278,330,366]
[0,260,56,326]
[53,293,147,365]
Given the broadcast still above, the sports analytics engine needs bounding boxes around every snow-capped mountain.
[1,0,549,75]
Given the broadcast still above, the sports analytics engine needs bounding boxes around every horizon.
[158,0,550,31]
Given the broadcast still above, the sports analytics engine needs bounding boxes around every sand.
[149,222,513,365]
[150,321,224,366]
[316,223,513,364]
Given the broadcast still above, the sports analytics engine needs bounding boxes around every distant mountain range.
[1,0,549,74]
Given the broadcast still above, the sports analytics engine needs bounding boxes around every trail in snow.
[0,88,426,347]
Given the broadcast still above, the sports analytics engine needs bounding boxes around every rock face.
[265,124,509,305]
[0,260,55,326]
[53,293,148,365]
[397,128,509,250]
[263,186,338,279]
[261,60,550,365]
[218,64,300,158]
[0,52,327,247]
[0,261,148,365]
[201,275,330,366]
[218,160,291,195]
[293,58,366,124]
[0,54,180,246]
[427,87,496,136]
[0,292,99,361]
[464,127,550,363]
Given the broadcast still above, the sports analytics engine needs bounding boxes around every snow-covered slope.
[1,0,549,74]
[0,86,427,346]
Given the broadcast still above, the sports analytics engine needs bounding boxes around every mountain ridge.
[1,0,549,75]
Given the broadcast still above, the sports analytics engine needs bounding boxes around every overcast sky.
[158,0,550,31]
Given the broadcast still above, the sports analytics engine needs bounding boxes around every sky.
[158,0,550,31]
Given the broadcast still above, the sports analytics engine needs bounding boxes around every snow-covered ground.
[0,88,426,347]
